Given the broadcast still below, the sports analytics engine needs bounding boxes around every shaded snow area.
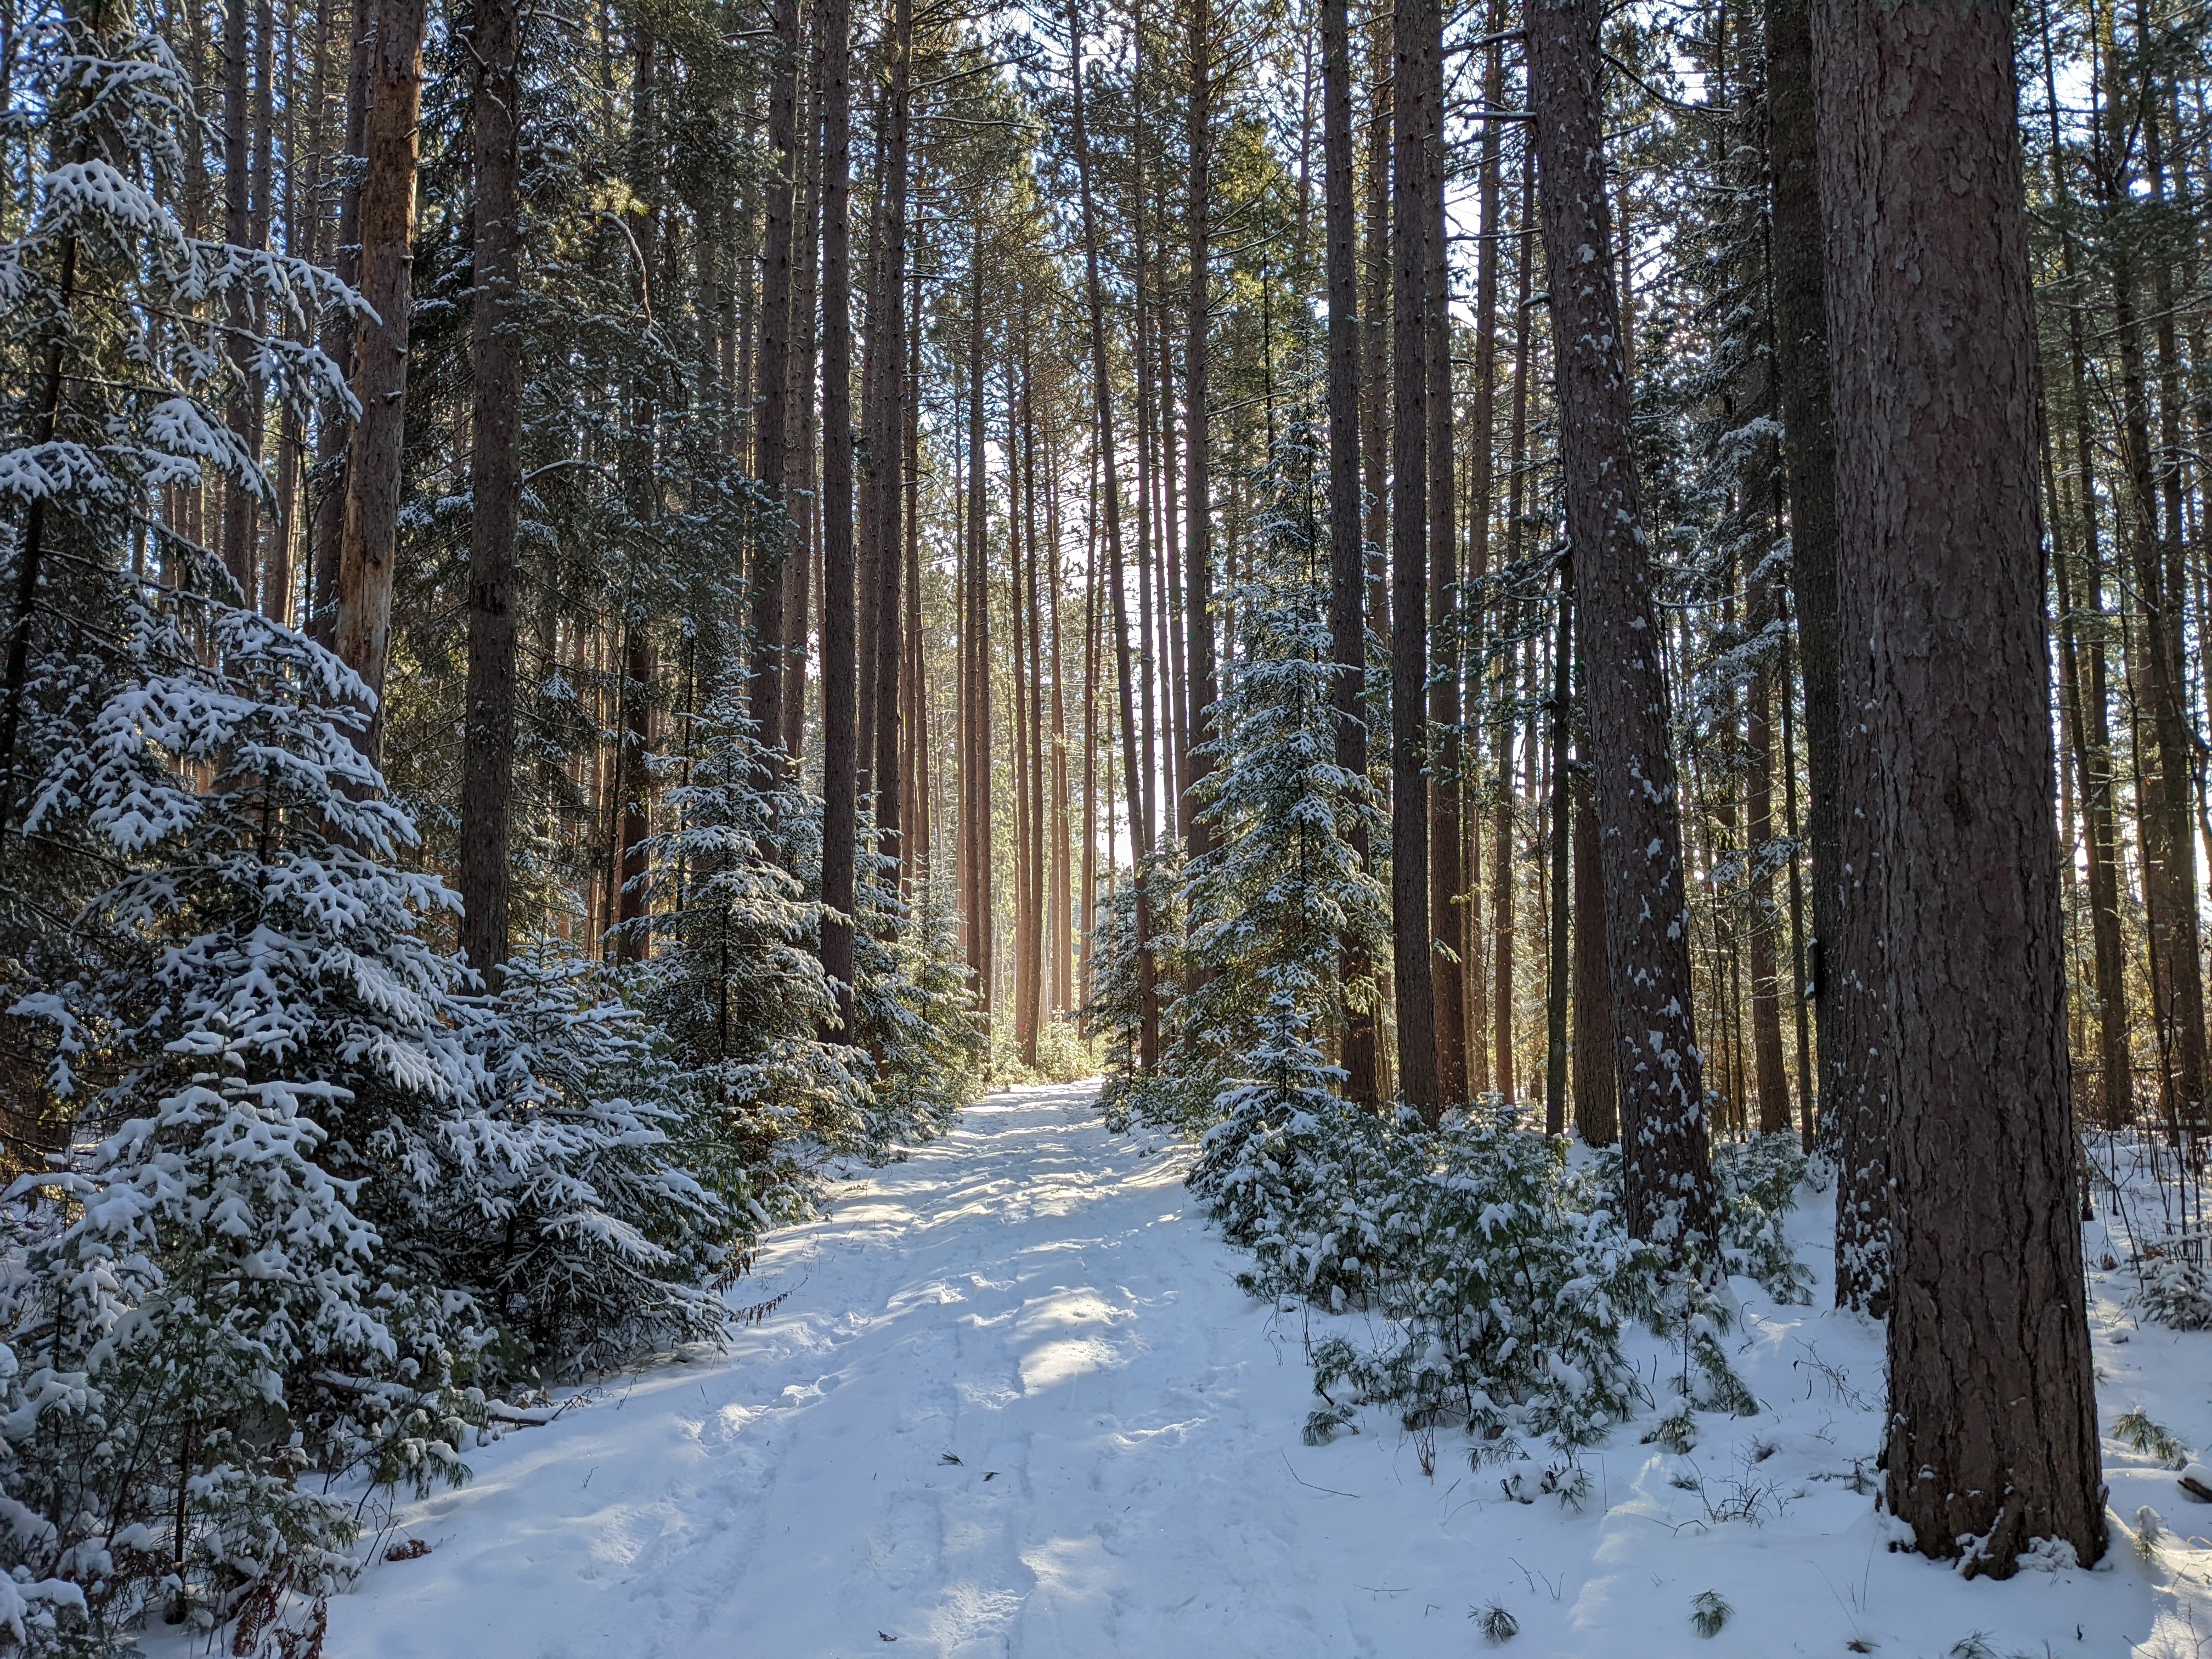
[313,1082,2211,1658]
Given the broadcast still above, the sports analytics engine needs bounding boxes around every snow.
[312,1082,2211,1658]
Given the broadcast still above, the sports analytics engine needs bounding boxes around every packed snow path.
[329,1082,2210,1658]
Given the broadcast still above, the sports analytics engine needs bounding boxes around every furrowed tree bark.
[1809,0,2105,1576]
[1526,0,1714,1257]
[818,0,856,1031]
[1321,0,1378,1107]
[331,0,427,763]
[1571,764,1616,1144]
[459,0,523,973]
[1389,0,1440,1116]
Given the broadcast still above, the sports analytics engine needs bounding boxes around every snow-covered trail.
[326,1081,2207,1659]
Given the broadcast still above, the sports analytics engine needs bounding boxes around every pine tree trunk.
[751,0,801,775]
[1770,0,1881,1300]
[2034,9,2129,1126]
[458,0,523,973]
[866,0,910,867]
[1810,0,2105,1576]
[1389,0,1439,1115]
[221,0,257,606]
[1425,73,1466,1104]
[614,22,659,965]
[1544,573,1571,1135]
[1526,0,1714,1257]
[817,0,856,1030]
[330,0,427,762]
[781,59,822,768]
[1064,0,1152,1062]
[1745,576,1791,1134]
[1571,772,1616,1144]
[1182,0,1217,922]
[1322,0,1377,1107]
[1493,155,1532,1105]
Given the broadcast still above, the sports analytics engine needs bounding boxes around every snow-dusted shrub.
[2132,1251,2212,1332]
[0,597,497,1639]
[1586,1136,1812,1307]
[1195,1075,1658,1455]
[637,701,870,1232]
[1712,1133,1814,1304]
[454,946,733,1379]
[849,855,982,1149]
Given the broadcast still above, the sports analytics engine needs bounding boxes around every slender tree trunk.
[613,21,659,964]
[222,0,257,605]
[1770,0,1877,1297]
[1389,0,1439,1115]
[1810,0,2104,1576]
[330,0,427,763]
[1746,576,1791,1134]
[817,0,856,1029]
[2033,9,2127,1127]
[1463,13,1506,1093]
[1544,571,1571,1135]
[459,0,523,973]
[309,1,369,641]
[1526,0,1714,1256]
[782,59,823,766]
[751,0,800,775]
[867,0,910,867]
[1493,152,1533,1105]
[1183,0,1218,942]
[1322,0,1378,1107]
[1426,60,1466,1103]
[1066,0,1153,1064]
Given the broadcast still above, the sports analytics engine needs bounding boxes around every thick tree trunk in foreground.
[331,0,428,763]
[1810,0,2104,1577]
[1526,0,1714,1256]
[1321,0,1377,1108]
[1389,0,1439,1115]
[458,0,522,974]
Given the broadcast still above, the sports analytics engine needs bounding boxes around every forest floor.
[309,1080,2212,1658]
